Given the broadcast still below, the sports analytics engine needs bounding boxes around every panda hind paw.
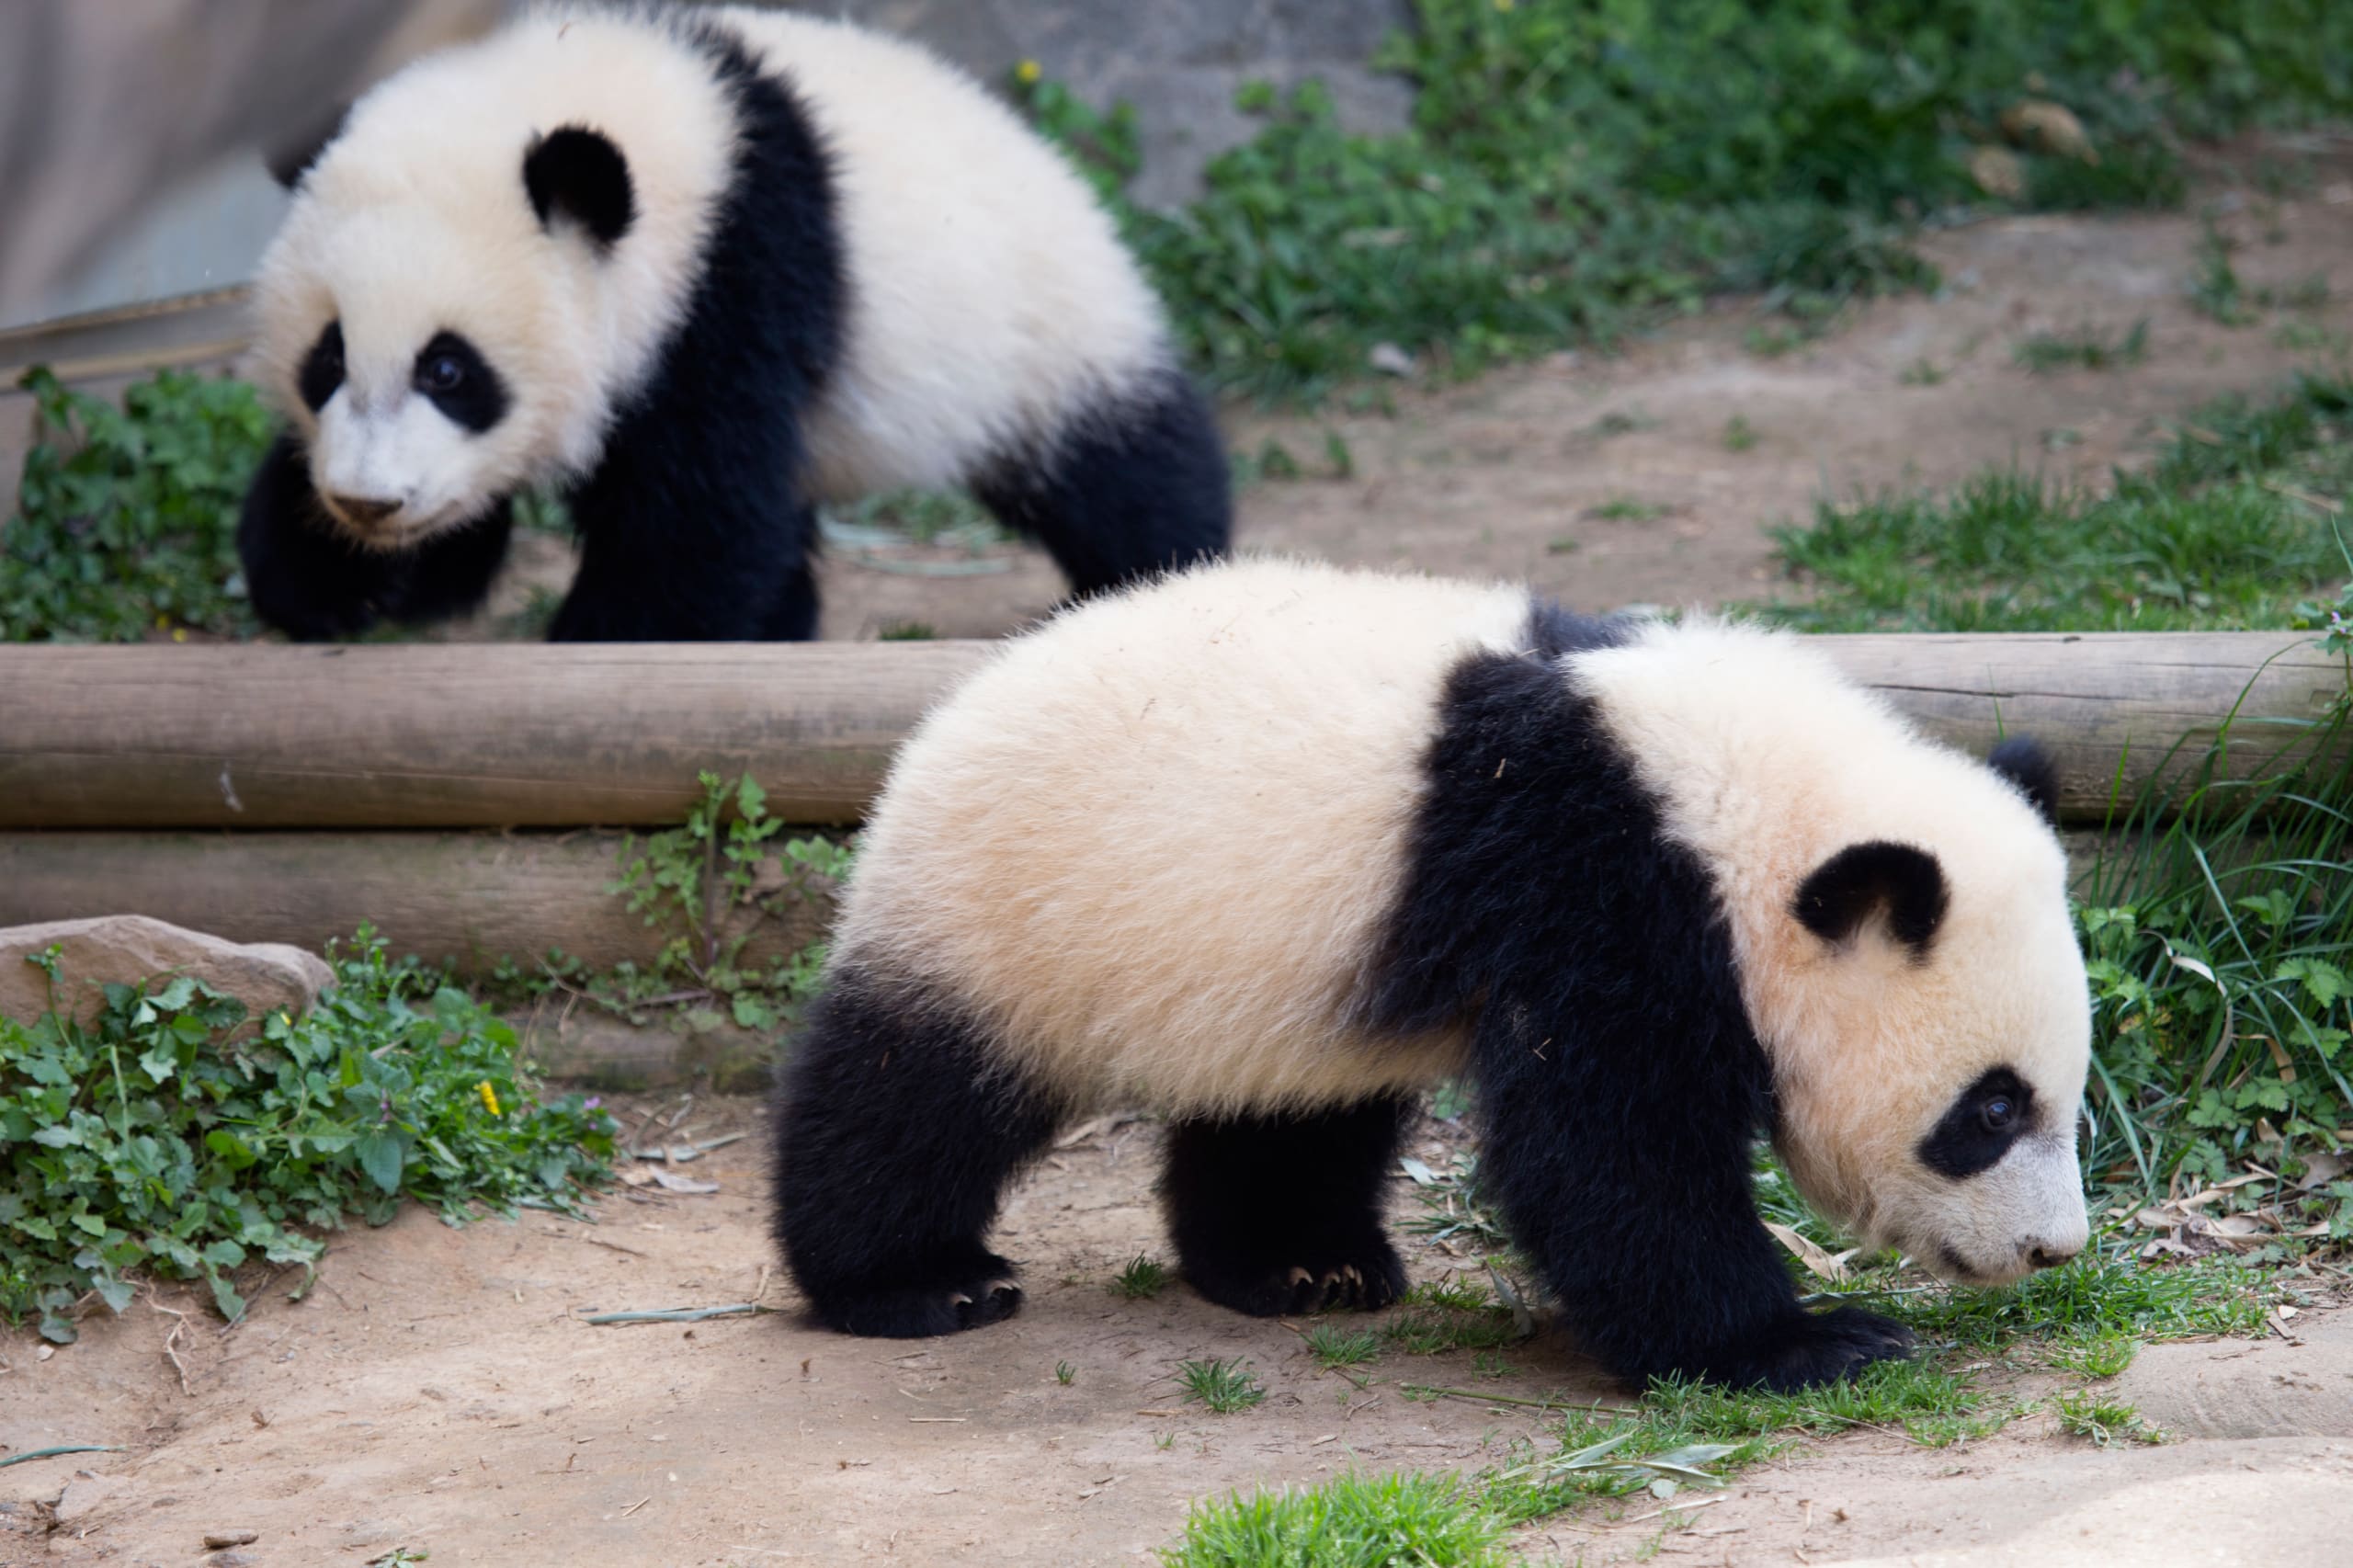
[1188,1244,1408,1317]
[817,1274,1023,1337]
[1715,1305,1915,1392]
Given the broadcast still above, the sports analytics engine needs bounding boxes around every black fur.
[413,331,510,434]
[1917,1065,2033,1181]
[524,126,636,247]
[1792,842,1949,958]
[1358,606,1913,1390]
[1987,735,2061,826]
[545,28,842,641]
[243,20,1228,645]
[1160,1097,1413,1316]
[770,965,1064,1336]
[297,322,344,414]
[238,432,514,640]
[972,369,1232,598]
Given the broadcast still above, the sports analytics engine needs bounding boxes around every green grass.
[1115,1254,1173,1300]
[1756,372,2353,634]
[2015,318,2150,373]
[1177,1357,1267,1414]
[1021,0,2353,404]
[2048,1332,2141,1379]
[1722,415,1759,452]
[1,931,617,1342]
[1383,1278,1522,1357]
[2054,1389,2164,1447]
[1164,1471,1510,1568]
[1055,1359,1077,1385]
[1305,1324,1383,1370]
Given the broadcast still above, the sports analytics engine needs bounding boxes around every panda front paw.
[1702,1305,1915,1392]
[1183,1235,1407,1316]
[806,1266,1024,1338]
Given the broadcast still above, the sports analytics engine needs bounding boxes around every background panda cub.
[771,559,2094,1391]
[239,5,1229,642]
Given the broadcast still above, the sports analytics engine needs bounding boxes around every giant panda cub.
[771,559,2094,1391]
[238,5,1228,642]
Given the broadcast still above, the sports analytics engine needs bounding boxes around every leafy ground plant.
[495,772,848,1038]
[3,367,272,642]
[0,931,617,1343]
[1022,0,2353,403]
[2054,1389,2164,1447]
[1165,1470,1509,1568]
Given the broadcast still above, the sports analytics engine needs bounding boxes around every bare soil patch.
[8,1100,2352,1566]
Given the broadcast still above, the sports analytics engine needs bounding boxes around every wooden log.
[0,641,991,829]
[0,831,829,976]
[0,632,2339,829]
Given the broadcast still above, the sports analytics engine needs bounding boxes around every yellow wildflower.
[172,628,188,642]
[478,1080,502,1117]
[1016,59,1041,86]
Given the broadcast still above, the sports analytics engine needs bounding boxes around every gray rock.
[0,915,334,1028]
[771,0,1415,207]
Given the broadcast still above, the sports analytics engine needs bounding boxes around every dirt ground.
[9,159,2353,1566]
[789,153,2353,642]
[6,1099,2352,1568]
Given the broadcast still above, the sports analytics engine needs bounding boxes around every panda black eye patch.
[298,321,345,413]
[413,331,510,433]
[1917,1066,2035,1180]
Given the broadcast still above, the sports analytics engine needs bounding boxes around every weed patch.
[3,368,270,642]
[1115,1255,1173,1300]
[0,933,616,1342]
[1165,1470,1508,1567]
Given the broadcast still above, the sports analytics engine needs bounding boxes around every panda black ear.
[523,126,635,247]
[1793,841,1949,960]
[266,102,353,188]
[1987,735,2060,827]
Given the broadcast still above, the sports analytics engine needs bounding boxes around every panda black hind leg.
[769,965,1062,1336]
[1160,1096,1413,1316]
[972,369,1232,597]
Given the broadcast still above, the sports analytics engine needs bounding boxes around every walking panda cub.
[772,559,2092,1390]
[240,4,1228,642]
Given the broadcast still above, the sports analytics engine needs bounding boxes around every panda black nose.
[329,493,401,527]
[2026,1244,2078,1269]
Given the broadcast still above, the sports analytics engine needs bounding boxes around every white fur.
[1568,619,2092,1282]
[844,561,2092,1283]
[250,3,1169,544]
[839,558,1532,1114]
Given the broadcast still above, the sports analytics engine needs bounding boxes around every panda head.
[253,118,639,550]
[1757,737,2092,1287]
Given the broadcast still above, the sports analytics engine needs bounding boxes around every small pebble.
[213,1555,257,1567]
[203,1531,260,1549]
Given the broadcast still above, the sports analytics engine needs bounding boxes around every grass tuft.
[1164,1470,1508,1567]
[2015,318,2150,373]
[1114,1255,1173,1300]
[1305,1324,1382,1370]
[1177,1357,1267,1414]
[2054,1389,2164,1447]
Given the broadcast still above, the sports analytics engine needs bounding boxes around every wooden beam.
[0,632,2338,830]
[0,831,828,976]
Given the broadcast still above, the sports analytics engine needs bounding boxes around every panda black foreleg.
[972,369,1232,598]
[769,965,1063,1336]
[237,431,516,639]
[1160,1096,1413,1316]
[1471,1001,1913,1392]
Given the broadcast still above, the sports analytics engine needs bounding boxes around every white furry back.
[710,7,1174,499]
[838,559,1533,1114]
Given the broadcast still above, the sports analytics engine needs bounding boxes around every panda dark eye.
[1981,1096,2016,1132]
[419,354,467,393]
